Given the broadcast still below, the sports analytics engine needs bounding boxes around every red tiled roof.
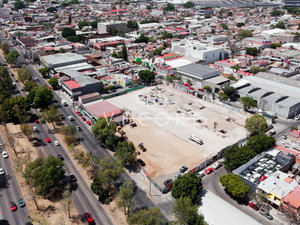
[289,130,300,137]
[283,185,300,209]
[274,145,298,157]
[85,101,121,119]
[64,80,82,89]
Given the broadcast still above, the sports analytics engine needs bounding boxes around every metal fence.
[102,86,146,100]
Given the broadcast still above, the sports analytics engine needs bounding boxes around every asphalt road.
[0,133,30,225]
[202,167,281,225]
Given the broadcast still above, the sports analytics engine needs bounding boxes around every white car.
[54,141,60,146]
[2,151,8,158]
[0,140,2,146]
[68,116,74,121]
[0,168,4,175]
[213,162,221,170]
[198,171,205,178]
[34,77,38,81]
[295,115,300,120]
[33,127,38,132]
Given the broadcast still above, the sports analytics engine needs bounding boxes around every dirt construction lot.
[107,85,248,181]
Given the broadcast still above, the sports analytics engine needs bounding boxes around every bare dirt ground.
[108,85,248,179]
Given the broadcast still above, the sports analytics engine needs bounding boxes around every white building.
[260,28,286,38]
[171,39,225,63]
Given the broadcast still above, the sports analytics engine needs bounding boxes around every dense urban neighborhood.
[1,0,300,225]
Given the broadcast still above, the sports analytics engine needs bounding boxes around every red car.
[45,138,51,143]
[10,202,17,211]
[84,212,95,225]
[249,202,259,210]
[260,175,267,181]
[86,121,91,125]
[81,116,86,121]
[75,111,81,116]
[35,119,39,124]
[205,168,213,174]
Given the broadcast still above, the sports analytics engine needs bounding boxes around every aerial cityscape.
[0,0,300,224]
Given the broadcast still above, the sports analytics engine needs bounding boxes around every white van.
[68,116,74,121]
[198,171,205,178]
[61,100,68,106]
[213,162,221,170]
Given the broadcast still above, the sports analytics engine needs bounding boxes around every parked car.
[86,121,91,125]
[269,130,276,135]
[259,175,267,181]
[2,151,8,158]
[249,202,259,210]
[81,116,86,121]
[212,162,221,170]
[259,209,273,220]
[175,174,182,179]
[137,159,145,166]
[205,168,213,174]
[68,116,74,121]
[130,122,137,127]
[57,154,64,161]
[84,212,95,225]
[35,119,39,124]
[164,179,173,186]
[198,171,205,178]
[295,115,300,120]
[75,111,82,116]
[179,166,188,173]
[60,114,65,119]
[33,127,38,132]
[282,134,287,139]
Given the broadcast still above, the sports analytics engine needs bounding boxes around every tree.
[68,14,72,24]
[97,157,124,192]
[90,21,98,28]
[121,41,128,62]
[221,23,228,30]
[237,29,253,39]
[91,175,109,203]
[171,172,203,205]
[5,131,18,155]
[162,32,173,39]
[275,21,285,29]
[46,7,57,13]
[20,124,33,141]
[282,204,300,225]
[0,66,14,95]
[66,35,85,43]
[270,10,284,17]
[270,43,281,49]
[33,85,53,108]
[48,77,58,89]
[249,66,262,74]
[127,207,163,225]
[247,134,275,155]
[173,196,205,225]
[222,84,235,98]
[39,105,60,129]
[114,141,136,167]
[164,3,175,11]
[14,0,25,10]
[246,47,259,56]
[78,20,89,29]
[227,11,233,17]
[138,70,155,82]
[240,97,257,111]
[291,126,298,131]
[17,67,32,85]
[220,174,250,199]
[60,186,74,218]
[245,115,268,136]
[38,67,50,78]
[3,96,29,122]
[135,34,149,44]
[61,27,76,38]
[23,156,65,195]
[203,86,211,92]
[116,180,135,215]
[58,48,67,53]
[127,21,138,29]
[0,42,9,55]
[183,1,194,8]
[5,50,20,66]
[92,117,117,144]
[236,22,245,28]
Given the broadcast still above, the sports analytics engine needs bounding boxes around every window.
[213,54,214,57]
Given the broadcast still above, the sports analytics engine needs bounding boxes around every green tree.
[91,175,109,203]
[237,29,253,39]
[92,117,117,145]
[135,34,149,44]
[231,65,239,70]
[146,5,152,10]
[23,156,65,195]
[58,48,67,53]
[3,96,29,122]
[162,32,173,39]
[5,50,20,66]
[114,141,136,167]
[127,21,138,29]
[14,0,25,10]
[236,22,245,28]
[0,66,14,95]
[221,23,228,30]
[246,47,259,56]
[203,86,211,92]
[249,66,261,74]
[138,70,155,82]
[204,14,211,19]
[68,13,72,24]
[171,172,203,205]
[164,3,175,11]
[220,173,250,199]
[17,67,32,85]
[247,134,275,155]
[60,125,77,145]
[38,67,50,78]
[183,1,194,8]
[245,115,268,136]
[24,81,37,92]
[275,21,285,29]
[0,42,9,55]
[270,43,281,49]
[33,84,53,108]
[61,27,76,38]
[66,35,85,43]
[97,157,124,192]
[39,105,60,129]
[48,77,58,89]
[127,207,163,225]
[46,7,57,13]
[121,41,128,62]
[173,196,205,225]
[2,0,8,4]
[90,21,98,28]
[222,84,235,98]
[270,10,284,17]
[116,180,135,215]
[78,20,89,29]
[240,97,257,111]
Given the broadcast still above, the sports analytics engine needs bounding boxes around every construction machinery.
[116,126,125,135]
[138,143,146,152]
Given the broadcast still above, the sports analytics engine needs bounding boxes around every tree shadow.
[0,219,10,225]
[0,174,10,191]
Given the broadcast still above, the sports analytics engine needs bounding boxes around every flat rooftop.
[85,101,122,119]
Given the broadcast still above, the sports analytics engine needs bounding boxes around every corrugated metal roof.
[177,63,219,80]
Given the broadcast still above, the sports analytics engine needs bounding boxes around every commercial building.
[176,63,220,89]
[40,53,88,69]
[97,21,127,34]
[172,39,227,63]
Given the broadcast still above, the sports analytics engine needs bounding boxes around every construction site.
[107,85,248,186]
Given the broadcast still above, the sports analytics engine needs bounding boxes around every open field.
[107,85,248,182]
